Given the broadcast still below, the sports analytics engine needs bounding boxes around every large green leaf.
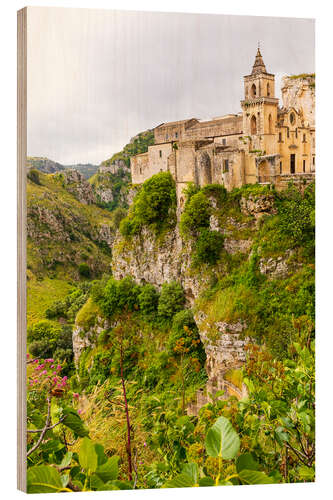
[95,456,119,482]
[205,416,240,460]
[104,479,132,490]
[164,473,196,488]
[61,407,89,437]
[236,453,258,473]
[27,465,64,493]
[238,469,274,485]
[59,451,73,468]
[182,463,199,485]
[79,437,98,473]
[198,476,215,486]
[95,443,107,466]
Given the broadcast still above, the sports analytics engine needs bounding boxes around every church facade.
[130,48,315,204]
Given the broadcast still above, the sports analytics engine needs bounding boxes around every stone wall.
[281,75,315,127]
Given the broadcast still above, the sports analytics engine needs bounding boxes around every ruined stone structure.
[131,48,315,199]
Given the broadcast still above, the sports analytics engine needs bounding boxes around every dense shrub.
[278,183,315,248]
[192,229,224,266]
[157,281,185,321]
[138,284,159,316]
[112,207,127,229]
[28,323,74,365]
[201,184,227,204]
[27,169,41,185]
[27,320,62,343]
[79,262,91,278]
[29,339,54,359]
[168,310,206,366]
[94,276,140,318]
[45,284,90,322]
[119,172,176,236]
[179,191,211,238]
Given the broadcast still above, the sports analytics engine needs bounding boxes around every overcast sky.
[27,7,315,165]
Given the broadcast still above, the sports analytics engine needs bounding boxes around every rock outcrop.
[56,170,97,205]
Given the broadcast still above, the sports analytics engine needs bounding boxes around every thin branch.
[285,443,311,467]
[27,416,66,433]
[27,396,51,457]
[133,447,138,489]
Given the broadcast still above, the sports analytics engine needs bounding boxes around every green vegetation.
[157,281,185,323]
[101,130,154,169]
[26,143,315,491]
[89,169,130,211]
[27,171,115,281]
[120,172,177,236]
[289,73,315,79]
[27,169,41,185]
[193,229,224,266]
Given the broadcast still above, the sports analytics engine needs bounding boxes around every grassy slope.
[27,172,116,328]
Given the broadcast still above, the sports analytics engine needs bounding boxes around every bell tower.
[241,46,279,137]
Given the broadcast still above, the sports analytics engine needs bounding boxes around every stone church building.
[131,48,315,203]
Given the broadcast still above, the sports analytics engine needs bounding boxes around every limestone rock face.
[57,169,97,205]
[195,312,251,378]
[259,249,298,279]
[72,316,111,367]
[112,227,202,304]
[99,159,129,175]
[240,193,277,219]
[281,75,315,127]
[94,187,114,204]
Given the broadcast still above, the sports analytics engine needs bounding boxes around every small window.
[267,83,270,97]
[295,129,298,139]
[287,129,290,139]
[280,161,282,174]
[303,160,306,173]
[166,134,168,140]
[290,154,296,174]
[313,156,315,166]
[139,167,142,175]
[290,113,295,125]
[175,132,178,139]
[303,134,306,143]
[223,159,229,173]
[222,138,226,146]
[251,83,256,97]
[278,132,282,142]
[159,150,162,158]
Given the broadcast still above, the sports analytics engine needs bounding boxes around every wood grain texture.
[17,6,27,493]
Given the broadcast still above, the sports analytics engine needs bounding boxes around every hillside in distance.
[27,156,99,179]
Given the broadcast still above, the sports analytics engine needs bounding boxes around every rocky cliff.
[109,188,279,406]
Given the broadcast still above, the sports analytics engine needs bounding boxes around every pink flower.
[46,358,54,363]
[41,370,47,375]
[73,393,79,399]
[62,376,68,382]
[50,365,54,369]
[78,409,82,415]
[53,371,57,375]
[143,442,147,447]
[27,354,30,359]
[57,365,61,371]
[33,359,39,364]
[53,378,58,384]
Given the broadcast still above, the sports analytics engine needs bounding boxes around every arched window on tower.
[251,83,257,98]
[268,114,273,134]
[267,83,270,97]
[250,115,257,135]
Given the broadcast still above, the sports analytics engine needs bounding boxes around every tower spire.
[251,45,267,75]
